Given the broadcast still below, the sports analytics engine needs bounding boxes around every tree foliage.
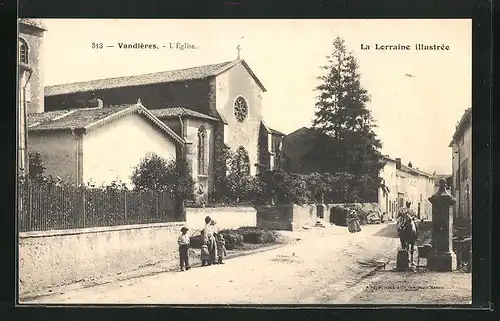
[131,153,195,201]
[309,37,385,202]
[28,151,46,182]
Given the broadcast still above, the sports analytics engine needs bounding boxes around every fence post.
[80,187,86,228]
[124,190,127,223]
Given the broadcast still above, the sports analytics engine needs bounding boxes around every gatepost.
[427,178,457,271]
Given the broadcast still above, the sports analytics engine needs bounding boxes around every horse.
[396,213,418,266]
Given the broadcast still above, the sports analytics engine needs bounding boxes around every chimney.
[87,98,104,108]
[395,158,402,169]
[408,161,413,168]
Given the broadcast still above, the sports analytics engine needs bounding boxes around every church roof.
[27,103,185,144]
[45,59,266,96]
[150,107,219,122]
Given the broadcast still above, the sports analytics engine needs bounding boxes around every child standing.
[178,227,191,271]
[215,232,227,264]
[211,220,227,264]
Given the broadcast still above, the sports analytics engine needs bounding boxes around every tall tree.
[310,37,384,202]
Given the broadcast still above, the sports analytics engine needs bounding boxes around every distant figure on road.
[347,210,361,233]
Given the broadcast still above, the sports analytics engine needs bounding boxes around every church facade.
[44,59,283,202]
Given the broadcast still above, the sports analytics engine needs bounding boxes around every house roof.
[449,108,472,147]
[399,164,434,178]
[45,59,266,97]
[261,120,285,136]
[382,155,433,178]
[19,18,47,30]
[150,107,219,122]
[27,103,185,145]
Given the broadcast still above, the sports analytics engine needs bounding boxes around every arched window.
[233,96,248,122]
[235,146,250,175]
[198,126,206,175]
[19,38,29,64]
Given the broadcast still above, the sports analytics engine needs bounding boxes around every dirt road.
[26,223,402,305]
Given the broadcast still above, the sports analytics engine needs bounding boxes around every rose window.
[234,96,248,122]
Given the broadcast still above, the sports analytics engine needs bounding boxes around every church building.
[43,52,284,202]
[18,18,46,175]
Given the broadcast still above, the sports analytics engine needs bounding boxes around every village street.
[29,223,406,305]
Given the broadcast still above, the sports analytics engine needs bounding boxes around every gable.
[216,60,266,93]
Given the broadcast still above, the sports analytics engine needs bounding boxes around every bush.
[329,205,350,226]
[236,226,282,244]
[131,153,195,201]
[219,229,244,250]
[28,151,46,182]
[258,170,311,205]
[189,234,203,249]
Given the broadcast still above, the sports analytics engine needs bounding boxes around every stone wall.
[19,222,183,298]
[256,204,316,231]
[185,207,257,231]
[19,207,258,299]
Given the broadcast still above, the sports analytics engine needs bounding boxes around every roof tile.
[45,61,234,96]
[28,104,135,131]
[150,107,219,122]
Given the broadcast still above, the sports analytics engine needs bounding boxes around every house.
[18,18,46,175]
[379,156,435,220]
[449,108,472,228]
[282,127,435,215]
[27,101,185,188]
[43,56,284,201]
[259,121,286,171]
[281,127,323,174]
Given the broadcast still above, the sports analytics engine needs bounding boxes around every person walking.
[177,227,191,271]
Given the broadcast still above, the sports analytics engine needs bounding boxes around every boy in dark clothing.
[178,227,191,271]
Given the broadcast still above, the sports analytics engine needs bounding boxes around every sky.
[40,19,471,175]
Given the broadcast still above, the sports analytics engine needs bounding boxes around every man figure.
[397,201,418,233]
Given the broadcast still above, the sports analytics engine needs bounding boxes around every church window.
[19,38,29,64]
[198,126,207,175]
[234,96,248,122]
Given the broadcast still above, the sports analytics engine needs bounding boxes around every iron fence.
[18,181,179,232]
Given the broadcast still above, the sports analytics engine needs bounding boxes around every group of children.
[177,216,227,271]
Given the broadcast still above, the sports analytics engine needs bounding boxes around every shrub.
[329,205,350,226]
[131,153,195,201]
[189,234,203,249]
[28,151,46,182]
[220,229,244,250]
[258,170,311,205]
[236,226,282,244]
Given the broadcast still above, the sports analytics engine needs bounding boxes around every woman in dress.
[211,220,227,264]
[201,216,217,265]
[347,210,362,233]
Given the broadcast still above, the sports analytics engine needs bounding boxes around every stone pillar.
[316,204,326,219]
[427,178,457,271]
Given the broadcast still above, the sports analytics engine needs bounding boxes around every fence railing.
[18,181,180,232]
